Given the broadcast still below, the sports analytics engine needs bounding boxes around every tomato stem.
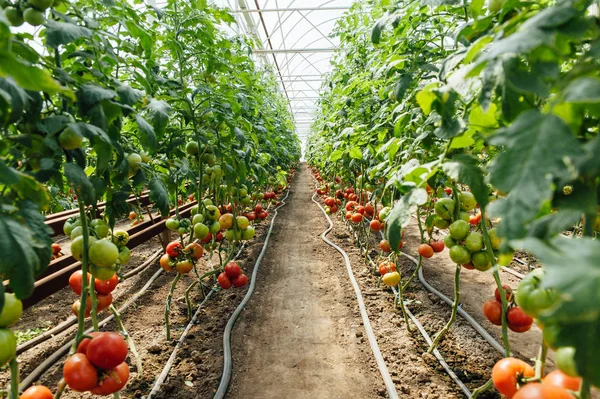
[110,304,143,377]
[578,378,591,399]
[402,254,422,292]
[53,378,67,399]
[165,273,182,341]
[76,197,91,346]
[428,263,461,353]
[534,340,548,379]
[394,254,413,333]
[469,377,493,398]
[8,358,18,399]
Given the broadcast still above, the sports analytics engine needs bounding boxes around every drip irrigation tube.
[212,188,291,399]
[147,241,248,399]
[312,190,399,399]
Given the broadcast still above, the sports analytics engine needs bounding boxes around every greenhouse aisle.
[227,164,383,399]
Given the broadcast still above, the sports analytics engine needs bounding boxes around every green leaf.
[136,114,157,152]
[63,163,95,205]
[442,154,489,209]
[117,85,144,106]
[416,89,436,116]
[562,77,600,104]
[371,16,388,44]
[149,178,170,217]
[330,149,343,162]
[469,103,497,129]
[385,188,428,251]
[488,111,583,241]
[45,21,91,48]
[0,160,50,210]
[469,0,485,17]
[480,29,554,62]
[393,74,412,103]
[0,77,30,123]
[146,99,171,138]
[464,35,493,64]
[0,215,40,299]
[349,146,362,160]
[77,83,117,111]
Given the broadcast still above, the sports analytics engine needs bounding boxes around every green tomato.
[555,347,579,378]
[443,234,456,249]
[379,207,391,221]
[449,220,470,240]
[465,232,484,252]
[239,187,248,197]
[487,228,502,250]
[112,231,129,247]
[458,211,470,223]
[242,226,256,240]
[63,222,75,236]
[202,153,216,166]
[487,0,505,13]
[236,216,249,230]
[23,7,45,26]
[434,198,455,220]
[140,151,151,163]
[459,191,477,211]
[0,293,23,328]
[118,246,131,265]
[0,329,16,367]
[434,217,450,229]
[205,205,221,221]
[95,223,109,238]
[165,218,180,231]
[190,205,200,216]
[177,227,187,235]
[89,219,105,228]
[127,153,142,172]
[449,245,471,265]
[186,141,199,155]
[225,229,242,241]
[515,269,558,318]
[70,226,83,240]
[4,7,24,26]
[29,0,54,10]
[209,221,221,234]
[203,198,214,207]
[241,196,252,206]
[192,214,204,224]
[71,236,97,261]
[89,239,119,267]
[193,223,209,239]
[471,251,492,271]
[90,264,116,281]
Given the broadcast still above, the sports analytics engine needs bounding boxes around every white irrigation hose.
[213,188,291,399]
[20,266,166,390]
[312,191,400,399]
[147,241,248,399]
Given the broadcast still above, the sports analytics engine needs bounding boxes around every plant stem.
[402,254,422,291]
[76,198,91,345]
[428,263,461,353]
[8,358,18,399]
[469,378,493,398]
[165,273,182,341]
[110,305,143,376]
[534,341,548,379]
[578,379,591,399]
[53,379,67,399]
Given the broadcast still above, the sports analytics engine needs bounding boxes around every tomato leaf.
[442,154,489,209]
[146,99,171,139]
[385,188,428,251]
[562,77,600,104]
[64,163,95,205]
[487,111,583,242]
[149,178,170,217]
[45,20,92,48]
[136,114,157,152]
[0,160,50,210]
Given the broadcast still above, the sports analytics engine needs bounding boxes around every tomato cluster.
[0,293,22,368]
[217,261,249,290]
[63,332,130,394]
[51,243,63,261]
[69,270,117,317]
[378,261,401,287]
[482,286,534,333]
[492,357,580,398]
[3,0,60,28]
[160,241,203,274]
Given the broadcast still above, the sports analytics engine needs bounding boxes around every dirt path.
[228,164,384,399]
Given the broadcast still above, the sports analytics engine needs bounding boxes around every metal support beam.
[253,48,337,54]
[233,6,351,13]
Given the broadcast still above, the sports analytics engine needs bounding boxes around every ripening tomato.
[160,254,173,271]
[51,243,61,256]
[224,262,242,279]
[462,262,475,270]
[370,220,382,232]
[380,240,391,252]
[382,272,401,287]
[232,274,248,288]
[69,271,90,296]
[90,362,130,395]
[63,354,98,392]
[492,358,535,398]
[495,285,513,302]
[507,307,533,333]
[176,260,193,274]
[429,240,445,253]
[378,262,396,276]
[185,242,204,260]
[218,272,232,289]
[345,211,352,220]
[345,201,359,212]
[364,203,374,215]
[94,274,118,295]
[542,370,581,392]
[512,383,574,399]
[128,211,136,221]
[483,299,503,326]
[20,385,54,399]
[166,241,182,258]
[418,244,434,258]
[86,332,128,370]
[351,213,363,223]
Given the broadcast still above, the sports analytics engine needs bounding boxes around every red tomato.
[330,205,338,213]
[97,293,113,313]
[364,203,374,215]
[166,241,182,258]
[232,274,248,287]
[429,240,445,253]
[51,243,61,256]
[201,233,213,244]
[369,220,382,232]
[462,263,475,270]
[507,307,533,333]
[90,362,130,395]
[69,271,90,296]
[513,383,574,399]
[63,354,98,392]
[380,240,391,253]
[345,211,352,220]
[86,332,128,370]
[224,261,242,279]
[94,274,118,295]
[418,244,434,258]
[160,254,173,271]
[20,386,54,399]
[492,358,535,398]
[76,332,103,354]
[483,299,503,326]
[444,187,453,195]
[247,212,256,221]
[218,272,232,289]
[351,213,363,223]
[185,242,204,260]
[378,262,396,276]
[542,370,581,392]
[469,215,480,226]
[345,201,359,212]
[355,206,365,215]
[495,285,513,302]
[128,211,136,221]
[254,204,263,213]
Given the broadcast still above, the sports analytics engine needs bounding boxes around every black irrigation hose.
[312,188,400,399]
[212,188,291,399]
